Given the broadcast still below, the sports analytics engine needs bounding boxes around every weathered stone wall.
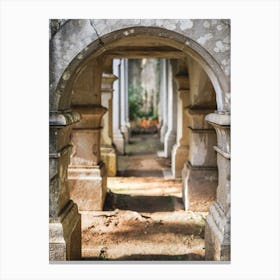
[50,19,230,112]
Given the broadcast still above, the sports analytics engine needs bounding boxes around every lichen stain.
[197,33,213,45]
[203,21,210,28]
[179,19,193,30]
[224,66,230,76]
[62,71,71,81]
[221,59,230,66]
[214,40,230,53]
[123,29,135,36]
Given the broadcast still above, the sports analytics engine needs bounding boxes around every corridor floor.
[82,134,207,261]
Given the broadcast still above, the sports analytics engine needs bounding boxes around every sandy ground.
[82,134,207,261]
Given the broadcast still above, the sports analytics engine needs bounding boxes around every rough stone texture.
[181,60,218,212]
[171,63,190,178]
[49,112,80,217]
[49,112,82,261]
[188,129,217,166]
[101,73,117,146]
[50,19,230,112]
[49,123,73,155]
[182,162,218,211]
[205,201,230,261]
[68,105,108,211]
[70,105,107,166]
[68,163,107,211]
[204,113,230,261]
[100,72,118,177]
[49,200,81,261]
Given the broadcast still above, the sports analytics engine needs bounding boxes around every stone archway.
[49,19,230,261]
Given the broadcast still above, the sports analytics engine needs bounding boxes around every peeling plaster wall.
[49,19,230,112]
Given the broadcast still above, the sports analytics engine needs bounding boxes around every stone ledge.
[185,106,216,116]
[205,112,230,126]
[188,127,215,133]
[186,161,217,171]
[71,104,107,114]
[49,111,80,126]
[49,144,72,159]
[68,161,106,178]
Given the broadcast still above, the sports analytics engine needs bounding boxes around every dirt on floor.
[82,134,208,261]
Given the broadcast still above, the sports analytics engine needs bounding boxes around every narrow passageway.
[117,133,169,177]
[82,134,207,260]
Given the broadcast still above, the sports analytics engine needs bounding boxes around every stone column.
[163,59,177,158]
[49,112,81,261]
[205,113,230,261]
[120,58,130,143]
[100,72,118,176]
[124,59,131,141]
[182,107,218,211]
[68,105,107,211]
[171,71,190,178]
[112,59,125,154]
[159,59,168,143]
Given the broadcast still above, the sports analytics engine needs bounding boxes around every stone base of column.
[49,200,81,261]
[113,131,125,155]
[205,201,231,261]
[101,145,117,177]
[171,144,189,178]
[182,162,218,212]
[160,124,168,143]
[68,162,107,211]
[121,125,130,144]
[163,131,176,158]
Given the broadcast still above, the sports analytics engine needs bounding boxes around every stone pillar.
[182,107,218,211]
[120,58,130,143]
[124,59,131,141]
[205,113,230,261]
[171,71,190,178]
[112,59,125,155]
[159,59,168,143]
[68,105,107,211]
[100,72,118,177]
[49,112,81,261]
[163,59,177,158]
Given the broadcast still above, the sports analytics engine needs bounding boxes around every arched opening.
[49,21,230,261]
